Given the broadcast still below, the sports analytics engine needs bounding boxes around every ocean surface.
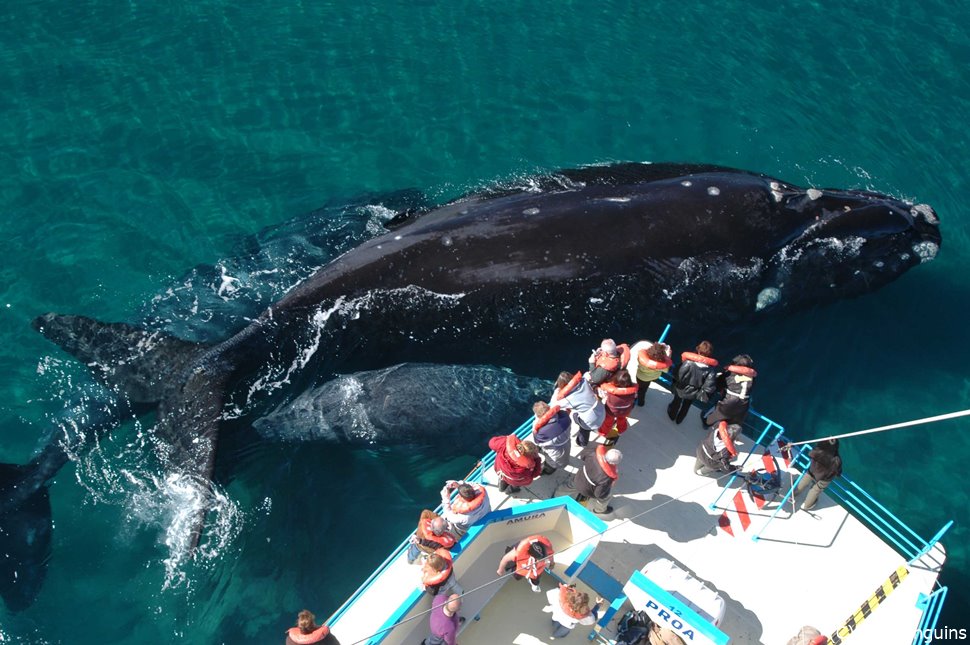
[1,1,968,642]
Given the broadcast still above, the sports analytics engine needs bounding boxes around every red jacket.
[488,435,542,486]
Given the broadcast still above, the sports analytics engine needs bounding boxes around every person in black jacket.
[702,354,756,428]
[574,445,622,515]
[795,439,843,511]
[666,341,718,425]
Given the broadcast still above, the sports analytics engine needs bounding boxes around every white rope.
[784,409,970,447]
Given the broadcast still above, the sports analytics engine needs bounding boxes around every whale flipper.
[0,463,53,613]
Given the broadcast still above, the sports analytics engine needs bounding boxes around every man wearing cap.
[574,444,622,515]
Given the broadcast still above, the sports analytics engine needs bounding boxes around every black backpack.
[616,609,652,645]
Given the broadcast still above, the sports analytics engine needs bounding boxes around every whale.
[253,363,549,445]
[1,162,941,610]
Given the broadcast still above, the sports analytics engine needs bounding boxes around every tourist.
[794,439,842,511]
[531,401,571,474]
[597,371,638,445]
[635,341,673,407]
[694,421,741,476]
[587,338,631,387]
[487,434,543,493]
[545,584,602,638]
[285,609,340,645]
[574,445,622,515]
[667,341,718,425]
[439,480,490,537]
[422,593,462,645]
[703,354,756,427]
[497,534,555,592]
[406,510,456,564]
[553,371,605,447]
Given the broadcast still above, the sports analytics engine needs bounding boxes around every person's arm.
[497,548,516,575]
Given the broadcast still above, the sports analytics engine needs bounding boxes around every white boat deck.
[329,378,945,645]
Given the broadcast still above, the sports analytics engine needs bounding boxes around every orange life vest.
[422,548,454,586]
[505,434,534,468]
[595,445,619,480]
[717,421,738,457]
[593,344,631,372]
[558,584,591,620]
[420,518,456,549]
[637,348,673,371]
[514,535,554,578]
[451,484,486,514]
[727,364,757,378]
[553,372,583,401]
[533,404,562,431]
[681,351,718,367]
[286,625,330,644]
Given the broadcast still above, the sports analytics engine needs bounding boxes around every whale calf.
[4,162,941,610]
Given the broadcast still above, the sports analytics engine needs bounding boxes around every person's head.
[426,553,448,572]
[564,586,590,614]
[528,541,548,560]
[725,424,742,440]
[613,370,632,387]
[296,609,317,634]
[696,341,713,357]
[457,483,477,500]
[646,343,669,362]
[444,593,462,615]
[430,517,447,536]
[533,401,550,418]
[604,449,623,466]
[732,354,754,367]
[555,371,574,389]
[600,338,618,356]
[518,440,538,457]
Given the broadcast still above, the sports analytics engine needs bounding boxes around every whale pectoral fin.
[32,313,211,404]
[154,365,231,552]
[0,463,52,612]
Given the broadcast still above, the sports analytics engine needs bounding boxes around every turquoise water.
[1,1,968,642]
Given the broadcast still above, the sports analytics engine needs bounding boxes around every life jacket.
[809,636,828,645]
[286,625,330,644]
[514,535,554,578]
[600,381,638,415]
[681,351,718,367]
[533,404,562,431]
[724,365,756,401]
[637,348,673,371]
[451,484,486,514]
[592,344,631,373]
[420,518,456,549]
[716,421,738,457]
[505,434,534,469]
[594,445,619,480]
[727,365,757,378]
[558,584,591,620]
[553,372,583,402]
[422,548,454,587]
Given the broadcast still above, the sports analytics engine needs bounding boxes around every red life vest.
[595,445,619,480]
[505,434,534,468]
[600,381,638,415]
[593,344,631,373]
[727,364,757,378]
[681,351,718,367]
[533,404,562,431]
[420,518,456,549]
[422,548,454,586]
[638,348,673,371]
[717,421,738,457]
[514,534,554,578]
[286,625,330,644]
[451,484,486,514]
[553,372,583,402]
[558,584,591,620]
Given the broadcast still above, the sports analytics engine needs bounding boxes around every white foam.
[707,186,720,196]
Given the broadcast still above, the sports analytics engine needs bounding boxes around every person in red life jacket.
[694,421,742,476]
[703,354,756,428]
[635,341,673,407]
[487,434,542,493]
[531,401,571,474]
[574,445,622,515]
[285,609,341,645]
[406,509,457,564]
[786,625,826,645]
[587,338,632,387]
[552,370,605,447]
[597,370,638,445]
[423,593,463,645]
[794,438,842,511]
[420,548,463,596]
[496,534,555,592]
[439,479,491,537]
[666,341,718,425]
[545,584,604,638]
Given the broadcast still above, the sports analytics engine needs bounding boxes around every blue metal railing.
[912,585,949,644]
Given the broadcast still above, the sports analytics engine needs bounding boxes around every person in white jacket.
[438,480,491,537]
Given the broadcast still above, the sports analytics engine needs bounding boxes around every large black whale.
[4,162,941,609]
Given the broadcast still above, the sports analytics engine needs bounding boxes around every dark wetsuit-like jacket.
[574,444,615,501]
[673,360,717,403]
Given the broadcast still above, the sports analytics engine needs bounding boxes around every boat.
[324,326,950,645]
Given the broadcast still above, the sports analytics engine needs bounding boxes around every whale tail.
[0,461,53,612]
[31,314,230,551]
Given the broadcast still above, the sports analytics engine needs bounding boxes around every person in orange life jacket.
[487,434,542,493]
[635,341,672,407]
[531,401,571,474]
[421,548,463,596]
[439,479,491,537]
[407,509,457,564]
[285,609,341,645]
[666,341,718,425]
[587,338,631,387]
[786,625,825,645]
[497,534,555,592]
[574,445,622,514]
[794,438,842,511]
[597,370,638,445]
[545,583,604,638]
[552,370,605,447]
[702,354,756,428]
[694,421,742,476]
[422,593,463,645]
